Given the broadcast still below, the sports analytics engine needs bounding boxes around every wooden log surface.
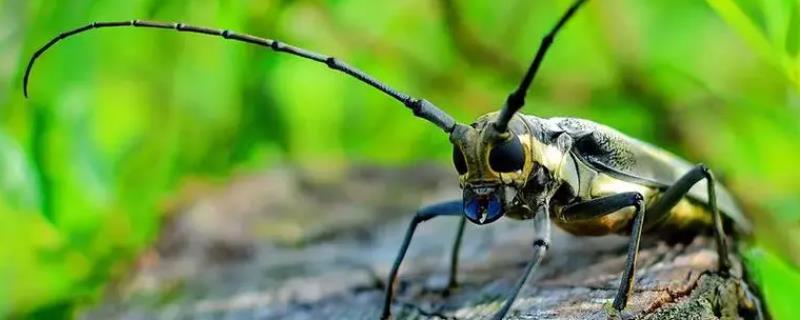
[84,166,762,320]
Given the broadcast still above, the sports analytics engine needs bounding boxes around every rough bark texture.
[83,166,761,320]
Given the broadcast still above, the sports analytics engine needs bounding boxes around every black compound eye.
[452,145,468,175]
[489,135,525,172]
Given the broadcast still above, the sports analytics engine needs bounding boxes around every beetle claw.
[603,301,624,320]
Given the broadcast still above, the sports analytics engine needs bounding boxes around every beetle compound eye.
[489,135,525,172]
[452,145,468,175]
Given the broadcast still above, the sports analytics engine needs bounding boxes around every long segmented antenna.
[494,0,589,132]
[23,20,457,132]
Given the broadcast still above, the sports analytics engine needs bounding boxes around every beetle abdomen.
[552,196,714,238]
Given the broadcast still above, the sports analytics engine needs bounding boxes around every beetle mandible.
[23,0,754,319]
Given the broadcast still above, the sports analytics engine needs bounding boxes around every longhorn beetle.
[23,0,756,319]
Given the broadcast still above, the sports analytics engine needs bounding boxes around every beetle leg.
[491,204,551,320]
[560,192,646,312]
[447,216,467,291]
[644,164,731,272]
[381,200,462,320]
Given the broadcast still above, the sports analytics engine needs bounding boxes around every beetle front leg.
[381,200,462,320]
[491,204,551,320]
[560,192,646,314]
[447,216,467,291]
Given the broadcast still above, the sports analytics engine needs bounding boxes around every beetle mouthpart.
[464,191,504,225]
[505,186,518,204]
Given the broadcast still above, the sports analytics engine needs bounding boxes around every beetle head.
[449,115,538,225]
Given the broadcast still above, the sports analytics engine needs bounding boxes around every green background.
[1,0,799,318]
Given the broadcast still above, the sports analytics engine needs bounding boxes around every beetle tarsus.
[603,301,624,320]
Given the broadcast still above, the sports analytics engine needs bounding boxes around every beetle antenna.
[23,20,457,132]
[494,0,589,132]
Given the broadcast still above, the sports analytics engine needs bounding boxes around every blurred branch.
[706,0,800,92]
[615,61,732,168]
[307,4,455,88]
[500,0,535,47]
[436,0,523,79]
[618,67,685,146]
[592,2,701,159]
[307,1,499,111]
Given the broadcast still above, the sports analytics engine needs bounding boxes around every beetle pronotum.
[24,0,757,319]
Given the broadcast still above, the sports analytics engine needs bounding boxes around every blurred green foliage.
[1,0,799,318]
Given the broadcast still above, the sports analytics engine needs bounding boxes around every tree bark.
[84,166,762,320]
